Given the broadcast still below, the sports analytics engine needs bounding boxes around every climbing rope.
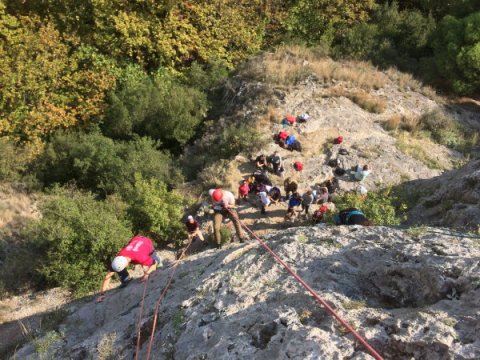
[224,207,384,360]
[143,237,194,360]
[134,279,148,360]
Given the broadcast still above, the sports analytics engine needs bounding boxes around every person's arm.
[141,263,157,282]
[96,271,115,302]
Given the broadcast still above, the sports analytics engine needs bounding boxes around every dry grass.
[384,115,402,131]
[348,91,387,113]
[324,87,387,113]
[258,45,387,90]
[258,106,282,128]
[396,133,446,170]
[401,114,421,132]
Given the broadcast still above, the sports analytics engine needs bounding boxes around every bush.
[218,123,268,159]
[0,138,29,181]
[24,187,133,296]
[125,175,189,246]
[35,130,179,196]
[102,66,209,149]
[328,187,407,225]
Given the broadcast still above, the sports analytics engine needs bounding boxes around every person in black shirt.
[185,215,204,242]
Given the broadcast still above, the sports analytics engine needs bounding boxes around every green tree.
[0,4,116,146]
[102,66,209,148]
[285,0,377,45]
[25,187,133,296]
[431,12,480,95]
[35,130,178,196]
[126,175,188,245]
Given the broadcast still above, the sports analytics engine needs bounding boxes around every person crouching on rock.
[335,208,373,226]
[97,235,162,302]
[209,188,244,247]
[186,215,205,242]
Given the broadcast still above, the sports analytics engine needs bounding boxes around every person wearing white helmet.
[96,235,161,302]
[185,215,204,242]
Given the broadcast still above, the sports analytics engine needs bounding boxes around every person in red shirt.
[96,235,161,302]
[238,180,250,201]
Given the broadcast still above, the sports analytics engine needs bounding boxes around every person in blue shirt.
[285,192,302,221]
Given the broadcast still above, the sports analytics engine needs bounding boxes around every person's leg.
[261,204,266,214]
[196,229,205,241]
[226,209,243,241]
[150,251,162,267]
[118,269,131,288]
[213,212,223,246]
[305,205,310,214]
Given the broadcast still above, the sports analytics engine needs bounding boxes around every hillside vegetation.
[0,2,480,357]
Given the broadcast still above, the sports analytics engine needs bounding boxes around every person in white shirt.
[354,165,371,182]
[209,188,244,247]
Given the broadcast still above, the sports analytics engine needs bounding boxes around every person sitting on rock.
[285,192,302,221]
[314,187,329,204]
[335,208,373,226]
[320,177,339,201]
[284,177,299,199]
[354,164,371,182]
[185,215,205,242]
[312,205,328,224]
[255,154,268,171]
[268,151,284,177]
[268,186,282,204]
[97,235,162,302]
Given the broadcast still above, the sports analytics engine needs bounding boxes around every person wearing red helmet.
[208,188,244,247]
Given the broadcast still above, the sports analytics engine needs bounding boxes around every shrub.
[0,138,29,181]
[35,130,178,197]
[218,123,268,159]
[101,66,209,149]
[328,187,407,225]
[348,92,387,113]
[384,115,401,131]
[125,175,189,246]
[24,187,133,296]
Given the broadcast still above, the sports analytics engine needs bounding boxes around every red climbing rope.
[225,207,384,360]
[134,279,148,360]
[144,237,194,360]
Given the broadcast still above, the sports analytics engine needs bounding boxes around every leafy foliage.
[431,12,480,95]
[328,188,407,225]
[24,187,133,296]
[125,175,189,245]
[102,66,209,149]
[0,5,116,145]
[35,130,178,196]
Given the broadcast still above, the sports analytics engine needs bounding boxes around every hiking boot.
[120,277,132,288]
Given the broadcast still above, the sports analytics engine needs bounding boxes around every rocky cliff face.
[14,225,480,359]
[406,159,480,231]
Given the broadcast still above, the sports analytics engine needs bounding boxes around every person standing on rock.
[301,190,314,215]
[284,177,298,199]
[335,208,373,226]
[209,188,244,247]
[185,215,205,242]
[96,235,162,302]
[238,180,250,202]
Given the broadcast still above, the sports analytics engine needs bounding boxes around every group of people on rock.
[96,112,374,301]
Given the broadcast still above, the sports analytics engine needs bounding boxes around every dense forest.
[0,0,479,296]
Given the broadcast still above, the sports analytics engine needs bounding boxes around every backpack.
[294,161,304,171]
[334,136,343,145]
[289,140,302,152]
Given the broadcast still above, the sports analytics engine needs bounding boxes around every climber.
[255,154,268,171]
[301,190,314,215]
[185,215,205,242]
[285,192,302,221]
[284,177,299,199]
[354,164,371,182]
[335,208,373,226]
[209,188,244,247]
[238,180,250,201]
[96,235,162,302]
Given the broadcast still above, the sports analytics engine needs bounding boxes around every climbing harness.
[224,207,384,360]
